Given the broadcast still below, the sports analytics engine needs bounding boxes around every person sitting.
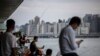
[30,36,44,56]
[18,35,27,47]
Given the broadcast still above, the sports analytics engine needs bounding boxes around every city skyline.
[8,0,100,26]
[15,14,100,37]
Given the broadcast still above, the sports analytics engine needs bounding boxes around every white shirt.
[56,51,61,56]
[59,25,78,55]
[0,32,16,56]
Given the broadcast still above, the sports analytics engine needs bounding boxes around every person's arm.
[67,27,78,50]
[38,45,45,49]
[76,40,83,47]
[10,35,17,56]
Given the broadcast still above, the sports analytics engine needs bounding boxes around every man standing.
[59,16,83,56]
[0,19,16,56]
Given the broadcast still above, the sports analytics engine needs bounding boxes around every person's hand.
[76,40,83,47]
[42,45,45,49]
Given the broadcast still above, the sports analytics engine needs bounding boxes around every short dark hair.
[6,19,15,28]
[34,36,38,40]
[69,16,81,26]
[46,49,52,55]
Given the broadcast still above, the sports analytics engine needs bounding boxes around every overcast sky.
[9,0,100,26]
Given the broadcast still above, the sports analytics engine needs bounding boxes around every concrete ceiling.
[0,0,23,23]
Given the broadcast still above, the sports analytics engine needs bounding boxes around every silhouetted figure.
[0,32,3,56]
[30,36,44,56]
[59,16,83,56]
[17,34,28,47]
[0,32,3,35]
[21,35,27,45]
[0,19,16,56]
[45,49,52,56]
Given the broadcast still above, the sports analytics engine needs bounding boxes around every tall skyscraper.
[26,16,40,36]
[83,14,100,34]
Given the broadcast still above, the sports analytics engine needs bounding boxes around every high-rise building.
[26,24,30,36]
[57,23,66,34]
[14,25,20,32]
[53,22,58,37]
[34,16,40,24]
[41,20,47,34]
[26,16,40,36]
[20,23,29,35]
[83,14,100,34]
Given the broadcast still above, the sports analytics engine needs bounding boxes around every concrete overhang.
[0,0,23,23]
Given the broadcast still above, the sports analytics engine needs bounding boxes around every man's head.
[69,16,81,29]
[46,49,52,56]
[33,36,38,42]
[6,19,15,31]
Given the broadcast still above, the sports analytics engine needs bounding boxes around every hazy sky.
[9,0,100,26]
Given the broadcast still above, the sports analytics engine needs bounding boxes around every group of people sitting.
[17,35,52,56]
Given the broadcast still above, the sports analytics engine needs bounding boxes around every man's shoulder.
[61,26,74,35]
[63,25,71,31]
[3,32,16,39]
[3,32,10,35]
[3,32,11,37]
[65,25,74,32]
